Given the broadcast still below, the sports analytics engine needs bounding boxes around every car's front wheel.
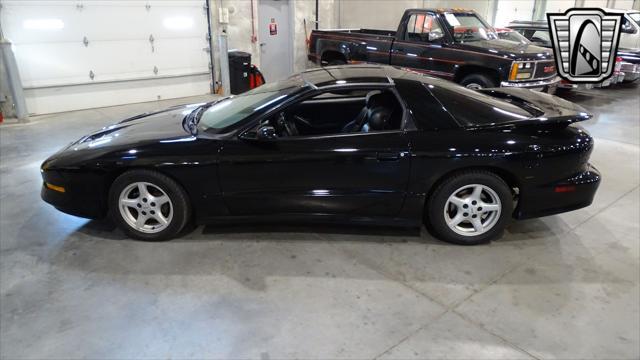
[460,73,497,89]
[109,170,190,241]
[426,171,513,245]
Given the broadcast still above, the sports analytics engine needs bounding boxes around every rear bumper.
[514,164,601,220]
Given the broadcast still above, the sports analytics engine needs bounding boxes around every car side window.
[622,17,637,34]
[530,30,551,46]
[256,88,404,139]
[405,13,444,43]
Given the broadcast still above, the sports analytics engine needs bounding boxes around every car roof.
[299,65,444,89]
[601,8,640,14]
[404,8,477,14]
[508,20,548,28]
[300,65,393,88]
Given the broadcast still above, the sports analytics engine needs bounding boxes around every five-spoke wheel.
[109,170,190,241]
[119,182,173,234]
[427,171,512,245]
[444,184,502,236]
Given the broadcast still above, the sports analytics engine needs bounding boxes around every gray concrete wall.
[209,0,337,89]
[0,44,16,118]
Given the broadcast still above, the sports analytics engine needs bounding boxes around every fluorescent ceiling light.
[163,17,194,30]
[23,19,64,30]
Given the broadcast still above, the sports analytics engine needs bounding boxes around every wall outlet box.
[219,7,229,24]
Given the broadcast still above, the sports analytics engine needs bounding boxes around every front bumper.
[501,76,561,93]
[41,169,107,219]
[514,164,601,220]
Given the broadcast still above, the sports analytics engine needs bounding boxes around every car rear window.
[428,82,535,126]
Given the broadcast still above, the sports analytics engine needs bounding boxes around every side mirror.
[621,22,635,34]
[255,125,278,141]
[428,31,444,42]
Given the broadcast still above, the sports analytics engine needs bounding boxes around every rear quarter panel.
[406,124,594,218]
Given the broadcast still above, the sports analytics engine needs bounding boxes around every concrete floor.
[0,85,638,359]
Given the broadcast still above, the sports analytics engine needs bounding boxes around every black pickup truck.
[308,9,561,91]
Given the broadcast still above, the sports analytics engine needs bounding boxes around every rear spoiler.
[478,88,592,127]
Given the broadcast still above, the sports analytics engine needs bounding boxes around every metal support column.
[205,0,217,94]
[532,0,548,20]
[0,39,28,121]
[218,31,231,96]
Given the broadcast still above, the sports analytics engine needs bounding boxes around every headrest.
[367,107,393,131]
[365,90,382,106]
[367,92,396,109]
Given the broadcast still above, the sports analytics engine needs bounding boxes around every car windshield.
[443,12,498,42]
[498,30,531,44]
[198,77,304,133]
[630,12,640,25]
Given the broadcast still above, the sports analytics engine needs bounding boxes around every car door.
[217,90,411,218]
[390,11,457,79]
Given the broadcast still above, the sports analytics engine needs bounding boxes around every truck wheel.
[327,59,346,66]
[460,73,497,89]
[426,171,513,245]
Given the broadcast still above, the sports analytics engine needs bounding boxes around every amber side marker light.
[554,185,576,193]
[46,183,66,193]
[509,63,519,81]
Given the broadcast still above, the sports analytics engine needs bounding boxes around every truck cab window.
[405,13,444,43]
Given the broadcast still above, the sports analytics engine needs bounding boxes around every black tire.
[327,59,346,66]
[426,171,513,245]
[459,73,497,89]
[109,169,191,241]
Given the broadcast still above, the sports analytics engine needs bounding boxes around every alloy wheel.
[443,184,502,236]
[118,182,173,233]
[465,83,483,90]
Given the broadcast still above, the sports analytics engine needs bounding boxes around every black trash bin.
[228,51,252,95]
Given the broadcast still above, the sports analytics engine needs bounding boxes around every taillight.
[555,185,576,193]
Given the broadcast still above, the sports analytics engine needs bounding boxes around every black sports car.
[41,65,600,245]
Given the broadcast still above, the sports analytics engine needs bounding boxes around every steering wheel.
[293,115,312,128]
[277,112,299,136]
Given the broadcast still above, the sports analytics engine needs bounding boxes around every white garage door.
[544,0,577,14]
[612,0,635,9]
[1,0,212,115]
[493,0,535,27]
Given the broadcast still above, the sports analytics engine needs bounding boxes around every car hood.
[42,103,218,170]
[454,39,553,61]
[68,103,203,151]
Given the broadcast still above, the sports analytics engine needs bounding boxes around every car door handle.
[377,152,401,161]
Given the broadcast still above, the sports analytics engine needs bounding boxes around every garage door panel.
[2,1,206,43]
[24,74,211,114]
[16,39,208,88]
[1,0,212,114]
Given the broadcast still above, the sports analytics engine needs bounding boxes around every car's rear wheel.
[460,73,497,89]
[109,170,190,241]
[426,171,512,245]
